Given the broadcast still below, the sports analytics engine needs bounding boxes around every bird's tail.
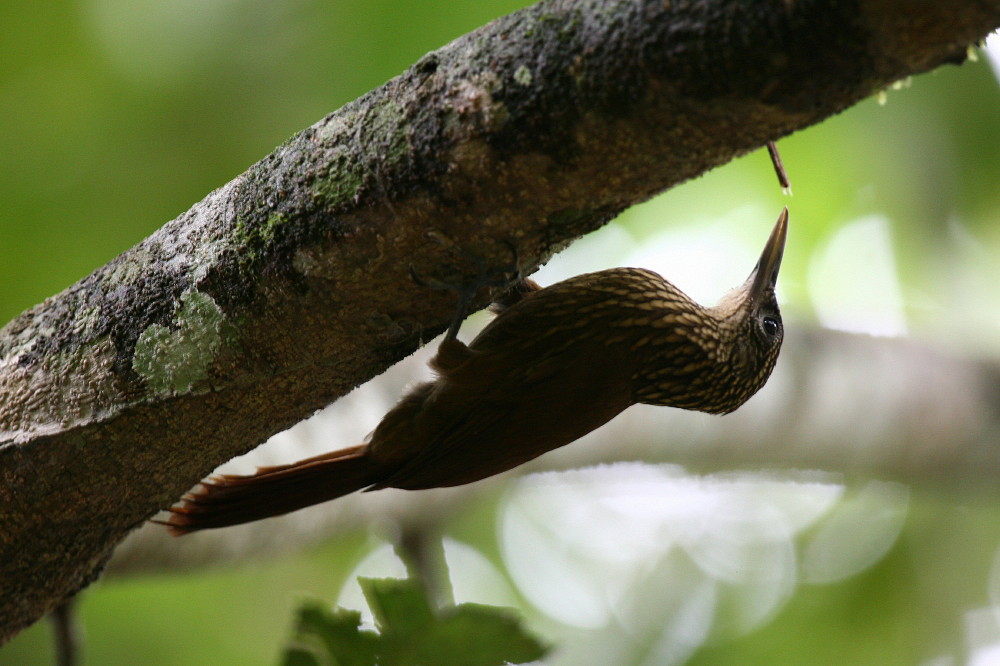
[159,445,381,535]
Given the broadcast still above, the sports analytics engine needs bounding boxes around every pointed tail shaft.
[161,445,381,535]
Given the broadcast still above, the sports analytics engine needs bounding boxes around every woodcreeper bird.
[161,208,788,534]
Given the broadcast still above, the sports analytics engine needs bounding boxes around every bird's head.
[706,207,788,412]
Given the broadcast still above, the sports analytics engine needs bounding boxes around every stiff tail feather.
[159,445,380,535]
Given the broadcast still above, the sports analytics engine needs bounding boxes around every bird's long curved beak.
[747,207,788,308]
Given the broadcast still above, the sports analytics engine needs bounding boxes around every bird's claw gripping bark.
[410,231,522,341]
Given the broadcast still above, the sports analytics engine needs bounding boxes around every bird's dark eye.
[760,315,780,337]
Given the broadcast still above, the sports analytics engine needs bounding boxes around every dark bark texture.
[1,0,998,641]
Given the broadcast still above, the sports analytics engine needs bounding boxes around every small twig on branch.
[766,141,792,194]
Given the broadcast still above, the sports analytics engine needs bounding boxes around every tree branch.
[1,0,998,641]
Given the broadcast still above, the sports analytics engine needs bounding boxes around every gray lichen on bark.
[1,0,999,643]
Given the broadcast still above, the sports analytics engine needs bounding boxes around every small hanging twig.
[50,597,81,666]
[766,140,792,194]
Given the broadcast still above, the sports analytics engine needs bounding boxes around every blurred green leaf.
[283,647,323,666]
[286,578,548,666]
[284,601,378,666]
[426,602,551,666]
[360,577,435,641]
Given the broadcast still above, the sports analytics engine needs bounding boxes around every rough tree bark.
[1,0,998,642]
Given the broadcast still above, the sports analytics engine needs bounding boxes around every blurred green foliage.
[283,577,547,666]
[2,1,1000,665]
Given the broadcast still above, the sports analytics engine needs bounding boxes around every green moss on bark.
[132,290,229,395]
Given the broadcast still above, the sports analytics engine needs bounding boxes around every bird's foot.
[410,232,522,340]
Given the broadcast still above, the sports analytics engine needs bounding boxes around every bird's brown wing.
[372,342,630,490]
[373,270,655,490]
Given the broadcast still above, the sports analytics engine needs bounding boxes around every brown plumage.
[161,208,788,535]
